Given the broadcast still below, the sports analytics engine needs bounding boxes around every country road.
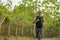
[0,36,60,40]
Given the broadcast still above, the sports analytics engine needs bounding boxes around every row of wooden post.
[0,25,35,36]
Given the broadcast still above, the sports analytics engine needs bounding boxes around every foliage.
[0,0,60,37]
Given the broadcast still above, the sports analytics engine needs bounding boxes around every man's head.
[38,10,41,16]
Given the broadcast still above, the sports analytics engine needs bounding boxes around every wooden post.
[0,16,6,35]
[31,27,32,35]
[15,26,17,36]
[27,27,28,34]
[15,26,18,40]
[0,25,1,35]
[34,24,36,40]
[34,24,35,37]
[8,25,10,36]
[22,27,23,36]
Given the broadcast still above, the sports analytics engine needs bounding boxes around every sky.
[1,0,22,6]
[0,0,44,11]
[0,0,22,10]
[1,0,44,7]
[1,0,60,6]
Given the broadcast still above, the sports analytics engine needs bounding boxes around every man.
[33,10,44,40]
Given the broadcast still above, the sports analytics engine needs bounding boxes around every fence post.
[33,24,36,40]
[34,24,36,37]
[8,25,10,36]
[15,26,18,40]
[0,25,1,35]
[31,27,32,35]
[15,26,17,36]
[22,27,23,36]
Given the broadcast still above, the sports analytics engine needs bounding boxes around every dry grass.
[0,36,59,40]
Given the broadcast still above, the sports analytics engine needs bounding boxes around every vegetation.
[0,0,60,38]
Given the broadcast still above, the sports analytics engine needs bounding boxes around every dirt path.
[0,36,59,40]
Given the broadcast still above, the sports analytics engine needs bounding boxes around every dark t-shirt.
[36,16,44,28]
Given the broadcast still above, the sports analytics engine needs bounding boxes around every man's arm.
[33,17,36,24]
[33,16,39,24]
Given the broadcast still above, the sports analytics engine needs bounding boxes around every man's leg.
[38,28,42,40]
[36,28,39,40]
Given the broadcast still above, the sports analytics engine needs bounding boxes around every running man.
[33,10,44,40]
